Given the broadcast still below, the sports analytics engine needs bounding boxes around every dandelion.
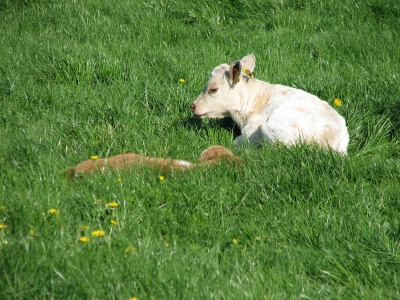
[334,98,342,107]
[0,206,6,211]
[79,236,90,243]
[179,78,185,83]
[111,220,118,226]
[91,230,106,237]
[108,202,119,208]
[80,225,90,231]
[117,177,122,183]
[130,297,139,300]
[91,155,99,161]
[29,229,35,235]
[233,238,238,245]
[125,245,137,253]
[0,224,8,229]
[49,208,59,215]
[159,175,165,181]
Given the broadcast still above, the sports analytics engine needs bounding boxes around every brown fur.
[251,93,272,115]
[198,145,242,166]
[66,146,242,181]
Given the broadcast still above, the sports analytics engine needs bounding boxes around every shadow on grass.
[183,117,241,139]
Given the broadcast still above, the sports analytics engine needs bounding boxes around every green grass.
[1,0,400,299]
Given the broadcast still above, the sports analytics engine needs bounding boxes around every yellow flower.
[0,224,8,229]
[159,175,165,181]
[91,230,105,237]
[0,206,6,211]
[79,236,90,243]
[179,78,185,83]
[125,246,137,253]
[29,229,35,235]
[108,202,119,208]
[91,155,99,161]
[49,208,59,215]
[111,220,118,226]
[117,177,122,183]
[334,98,342,107]
[80,225,90,230]
[233,238,238,245]
[130,297,139,300]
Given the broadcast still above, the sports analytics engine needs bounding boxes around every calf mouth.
[193,113,205,118]
[190,103,205,118]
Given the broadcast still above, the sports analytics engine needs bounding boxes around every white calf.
[190,54,349,154]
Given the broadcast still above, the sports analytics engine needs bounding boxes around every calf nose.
[190,103,196,111]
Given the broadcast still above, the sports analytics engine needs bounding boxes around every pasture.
[1,0,399,298]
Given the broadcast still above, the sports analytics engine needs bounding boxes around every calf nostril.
[190,104,196,111]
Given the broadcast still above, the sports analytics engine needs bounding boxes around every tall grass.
[1,0,399,299]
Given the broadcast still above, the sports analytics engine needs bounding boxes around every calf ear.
[229,60,242,87]
[241,54,256,73]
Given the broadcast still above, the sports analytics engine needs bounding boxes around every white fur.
[191,54,349,154]
[175,160,194,167]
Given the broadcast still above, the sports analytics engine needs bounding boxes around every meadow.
[1,0,400,299]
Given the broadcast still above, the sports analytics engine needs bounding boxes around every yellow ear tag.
[241,67,253,77]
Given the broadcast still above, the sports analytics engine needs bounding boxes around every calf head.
[190,54,256,119]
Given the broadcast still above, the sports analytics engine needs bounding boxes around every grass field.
[1,0,400,299]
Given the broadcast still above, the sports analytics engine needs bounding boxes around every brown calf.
[66,145,242,181]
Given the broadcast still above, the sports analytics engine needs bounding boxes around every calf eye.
[208,87,218,94]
